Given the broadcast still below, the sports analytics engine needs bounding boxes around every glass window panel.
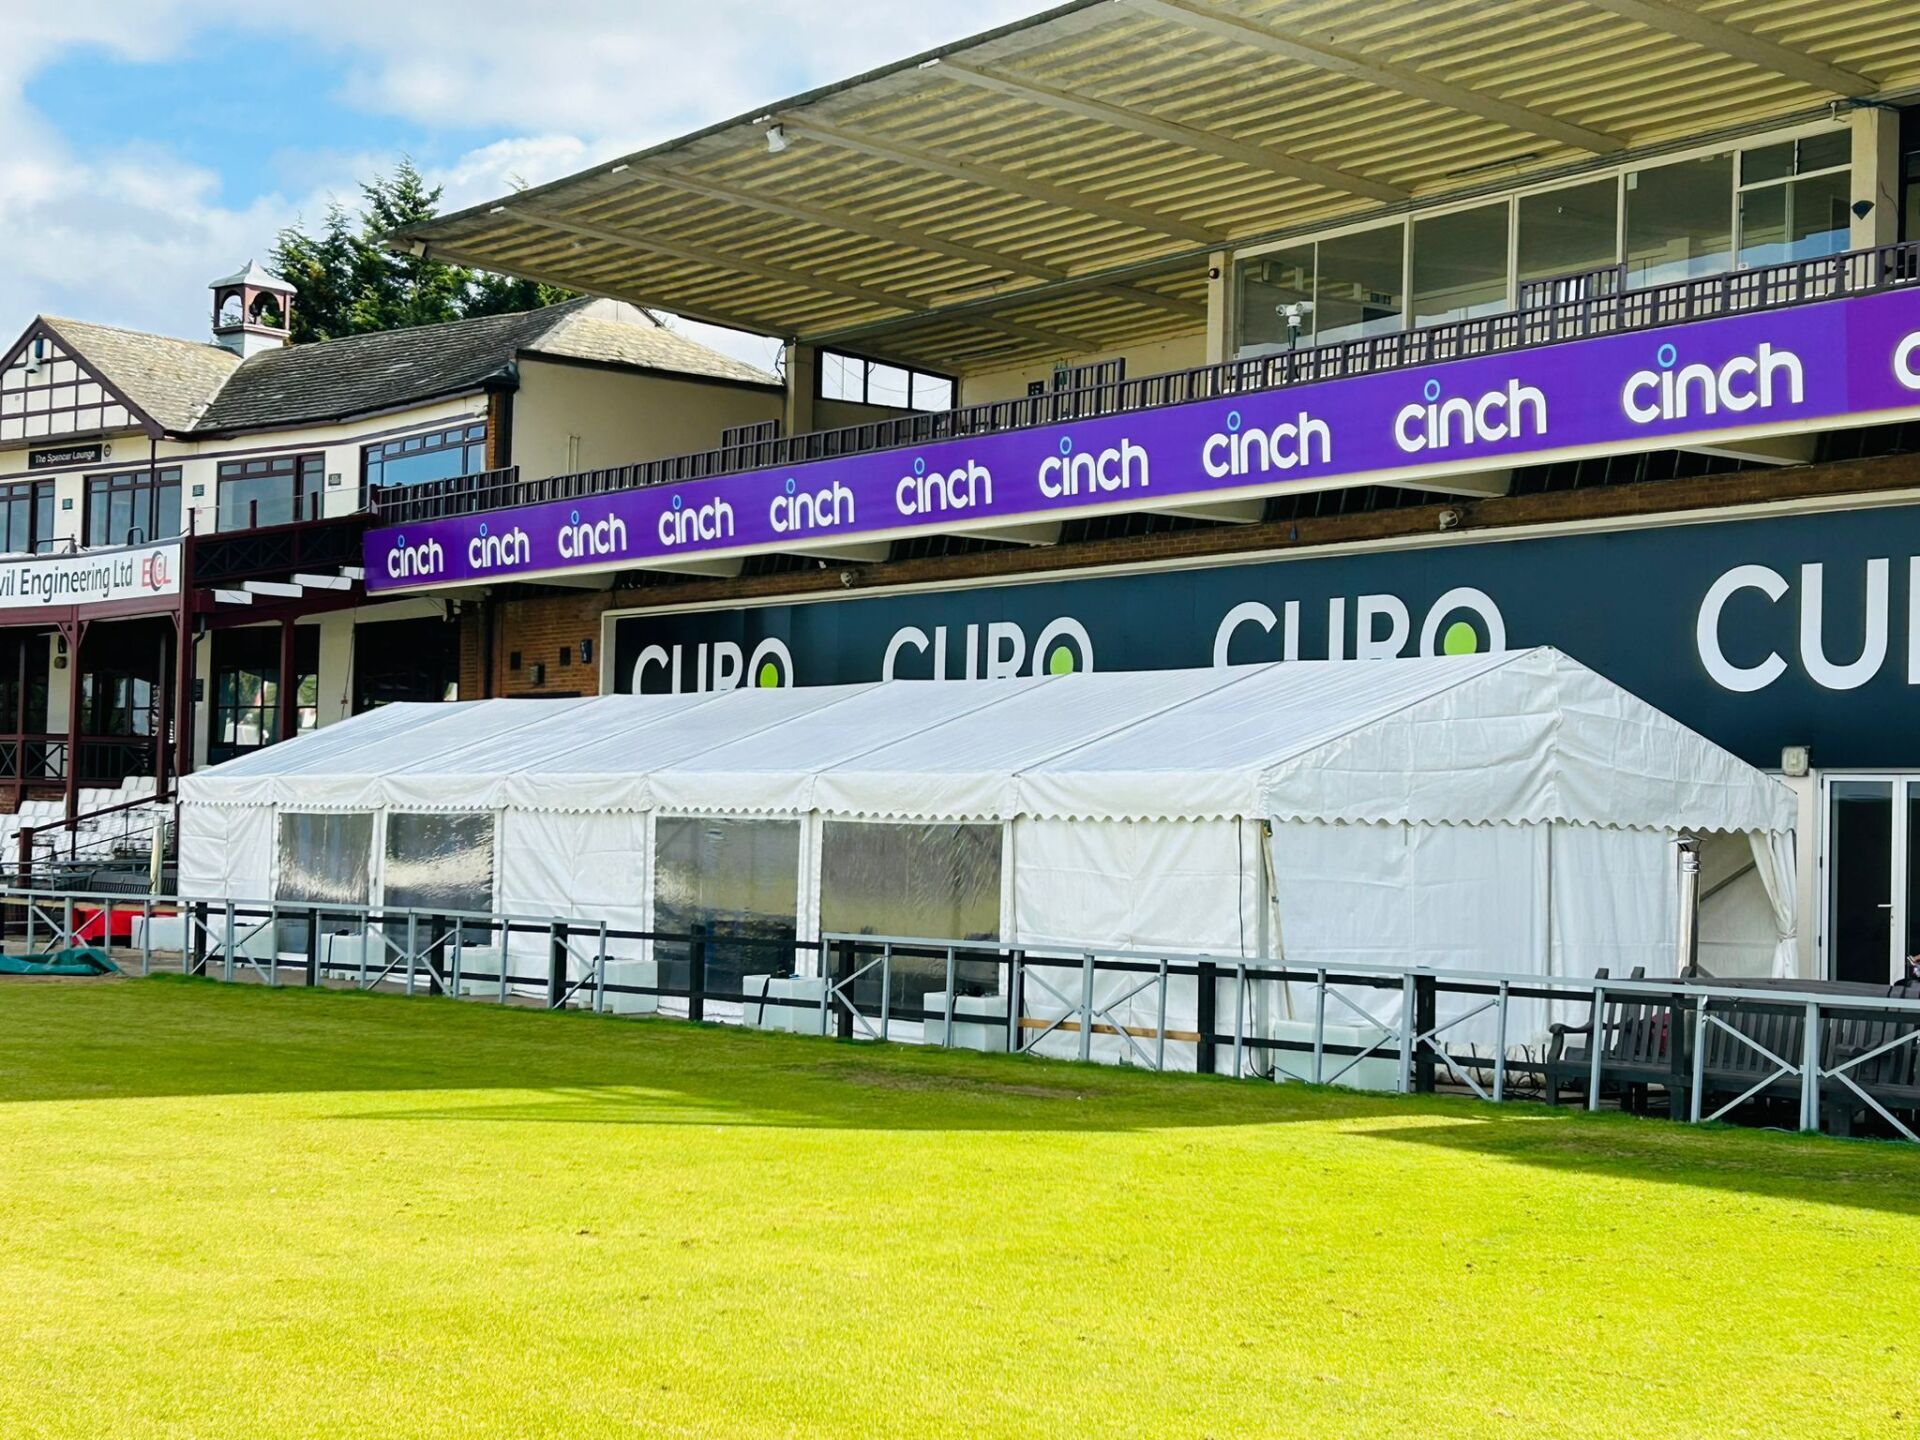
[820,352,864,403]
[1739,170,1851,268]
[1908,783,1920,977]
[651,817,799,997]
[1517,179,1619,284]
[865,364,910,406]
[1798,130,1850,174]
[1741,141,1795,186]
[363,433,485,493]
[1314,225,1404,345]
[1412,204,1510,327]
[384,812,496,921]
[820,821,1003,1011]
[1626,154,1734,287]
[911,374,953,412]
[1235,243,1315,356]
[1829,781,1892,984]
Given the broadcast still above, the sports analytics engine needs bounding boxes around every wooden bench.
[1818,981,1920,1136]
[1544,969,1687,1115]
[1549,970,1920,1133]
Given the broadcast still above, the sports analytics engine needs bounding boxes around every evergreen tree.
[268,160,574,343]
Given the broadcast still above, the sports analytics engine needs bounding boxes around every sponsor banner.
[369,286,1920,593]
[609,501,1920,771]
[0,541,180,613]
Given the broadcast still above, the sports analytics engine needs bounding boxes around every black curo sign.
[609,500,1920,770]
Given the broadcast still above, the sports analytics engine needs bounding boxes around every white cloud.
[0,0,1051,362]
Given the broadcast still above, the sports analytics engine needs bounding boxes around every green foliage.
[2,979,1917,1438]
[269,159,574,343]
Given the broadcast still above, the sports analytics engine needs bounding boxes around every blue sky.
[0,2,1049,369]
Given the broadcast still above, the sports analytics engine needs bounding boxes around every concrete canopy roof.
[392,0,1920,374]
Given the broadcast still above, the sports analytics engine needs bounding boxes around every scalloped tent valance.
[179,648,1794,836]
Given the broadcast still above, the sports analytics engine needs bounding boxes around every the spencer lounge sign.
[0,541,180,613]
[606,501,1920,771]
[366,285,1920,592]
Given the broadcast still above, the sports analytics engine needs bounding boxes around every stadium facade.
[348,0,1920,984]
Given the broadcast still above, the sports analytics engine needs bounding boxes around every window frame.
[0,479,54,555]
[815,349,956,412]
[215,452,324,531]
[360,423,489,495]
[1229,118,1853,359]
[83,467,183,549]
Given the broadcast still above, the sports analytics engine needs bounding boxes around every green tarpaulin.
[0,948,121,977]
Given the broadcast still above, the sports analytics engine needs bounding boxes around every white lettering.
[656,498,735,547]
[895,461,993,516]
[1624,344,1804,425]
[1696,565,1789,693]
[1199,415,1331,479]
[1800,559,1889,691]
[1038,440,1149,499]
[1394,382,1546,454]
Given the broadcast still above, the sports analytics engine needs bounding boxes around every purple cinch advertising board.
[365,286,1920,593]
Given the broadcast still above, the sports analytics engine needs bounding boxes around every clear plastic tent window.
[820,821,1003,1009]
[652,817,800,994]
[275,812,373,952]
[275,813,372,908]
[384,813,496,915]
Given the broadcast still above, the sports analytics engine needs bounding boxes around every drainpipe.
[1675,834,1701,977]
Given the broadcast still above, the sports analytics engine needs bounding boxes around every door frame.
[1816,771,1913,983]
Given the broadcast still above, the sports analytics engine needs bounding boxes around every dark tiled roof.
[192,301,594,433]
[40,317,241,432]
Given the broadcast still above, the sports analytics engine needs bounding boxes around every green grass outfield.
[2,978,1917,1439]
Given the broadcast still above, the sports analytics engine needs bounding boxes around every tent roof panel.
[181,650,1793,834]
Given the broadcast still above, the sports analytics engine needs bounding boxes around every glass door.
[1822,777,1920,984]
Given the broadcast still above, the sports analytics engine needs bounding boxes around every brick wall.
[461,590,607,698]
[468,451,1920,696]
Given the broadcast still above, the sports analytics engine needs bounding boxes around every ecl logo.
[140,550,171,592]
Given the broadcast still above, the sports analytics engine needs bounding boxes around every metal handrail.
[370,239,1920,526]
[9,885,1914,1139]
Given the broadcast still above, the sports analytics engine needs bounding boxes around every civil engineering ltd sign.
[0,540,180,613]
[369,285,1920,592]
[606,501,1920,771]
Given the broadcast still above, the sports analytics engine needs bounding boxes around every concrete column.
[1850,107,1900,250]
[1205,250,1235,364]
[782,342,818,437]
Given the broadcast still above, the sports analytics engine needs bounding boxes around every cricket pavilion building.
[362,0,1920,986]
[0,266,780,836]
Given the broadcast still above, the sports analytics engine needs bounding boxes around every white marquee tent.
[178,648,1799,1063]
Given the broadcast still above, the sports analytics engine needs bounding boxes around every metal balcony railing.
[371,240,1920,527]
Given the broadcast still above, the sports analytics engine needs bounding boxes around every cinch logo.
[895,457,991,517]
[770,477,855,533]
[1037,435,1149,499]
[385,534,445,580]
[1893,330,1920,390]
[139,550,171,592]
[558,508,628,560]
[657,493,735,547]
[883,617,1093,680]
[1201,409,1331,478]
[1394,377,1546,454]
[468,522,531,570]
[1622,341,1803,424]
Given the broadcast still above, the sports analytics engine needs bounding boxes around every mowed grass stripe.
[0,977,1915,1439]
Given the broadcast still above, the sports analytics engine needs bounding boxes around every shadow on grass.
[6,975,1920,1215]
